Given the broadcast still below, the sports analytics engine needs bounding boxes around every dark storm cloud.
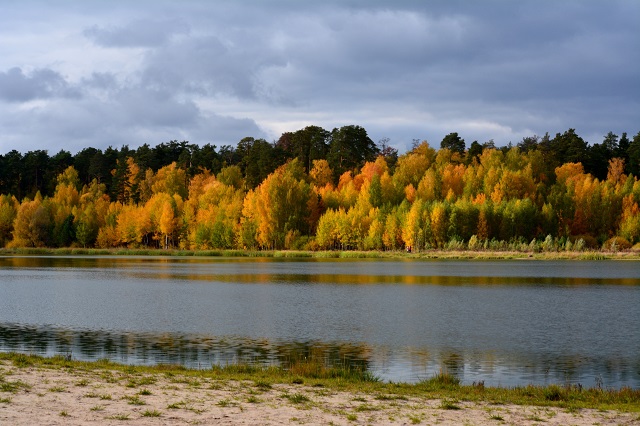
[83,18,189,48]
[0,67,80,102]
[0,0,638,154]
[138,34,289,103]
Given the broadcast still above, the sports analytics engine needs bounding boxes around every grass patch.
[167,401,185,409]
[285,392,311,404]
[440,398,462,410]
[125,376,157,388]
[216,398,232,407]
[354,403,379,412]
[0,379,31,393]
[7,246,635,260]
[75,379,90,387]
[419,370,461,391]
[138,388,152,395]
[89,405,104,411]
[375,393,408,401]
[11,353,35,368]
[107,413,130,420]
[124,395,145,405]
[527,414,546,422]
[142,409,162,417]
[254,379,273,390]
[409,414,422,424]
[0,397,12,404]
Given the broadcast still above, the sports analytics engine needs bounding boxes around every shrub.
[467,235,482,251]
[445,237,465,251]
[602,236,632,251]
[541,234,556,252]
[570,234,599,249]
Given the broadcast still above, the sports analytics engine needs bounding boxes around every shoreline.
[1,247,639,260]
[1,354,638,425]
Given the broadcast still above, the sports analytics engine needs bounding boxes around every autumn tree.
[393,141,436,189]
[0,195,18,247]
[151,162,188,199]
[402,199,430,251]
[619,194,640,243]
[217,165,244,190]
[242,159,311,249]
[309,159,333,188]
[10,193,53,247]
[429,202,448,248]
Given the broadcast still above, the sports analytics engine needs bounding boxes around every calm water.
[0,256,639,388]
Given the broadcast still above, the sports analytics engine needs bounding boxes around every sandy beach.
[1,360,638,426]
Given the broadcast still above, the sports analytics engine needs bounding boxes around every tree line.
[1,126,639,251]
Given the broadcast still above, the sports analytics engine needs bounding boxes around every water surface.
[1,256,638,387]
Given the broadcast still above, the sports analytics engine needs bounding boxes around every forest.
[1,125,640,252]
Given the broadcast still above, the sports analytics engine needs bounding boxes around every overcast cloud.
[0,0,638,155]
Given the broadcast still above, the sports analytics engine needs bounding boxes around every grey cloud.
[191,113,266,145]
[84,18,189,48]
[1,0,638,155]
[0,67,80,102]
[117,88,200,127]
[82,72,118,89]
[140,35,288,101]
[0,90,264,155]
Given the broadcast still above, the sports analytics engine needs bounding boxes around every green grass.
[216,398,232,407]
[2,246,638,260]
[285,392,311,404]
[254,379,273,390]
[409,414,422,424]
[0,378,31,393]
[1,352,639,413]
[107,413,130,420]
[419,370,462,391]
[124,395,145,405]
[440,398,461,410]
[141,409,162,417]
[354,403,379,411]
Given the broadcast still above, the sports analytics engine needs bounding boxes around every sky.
[0,0,638,156]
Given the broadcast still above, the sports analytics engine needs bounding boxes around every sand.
[1,362,638,425]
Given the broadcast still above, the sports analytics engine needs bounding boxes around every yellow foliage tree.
[309,159,334,187]
[151,162,188,199]
[242,159,310,249]
[429,202,447,248]
[0,195,19,247]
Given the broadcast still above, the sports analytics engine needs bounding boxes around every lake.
[0,255,638,388]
